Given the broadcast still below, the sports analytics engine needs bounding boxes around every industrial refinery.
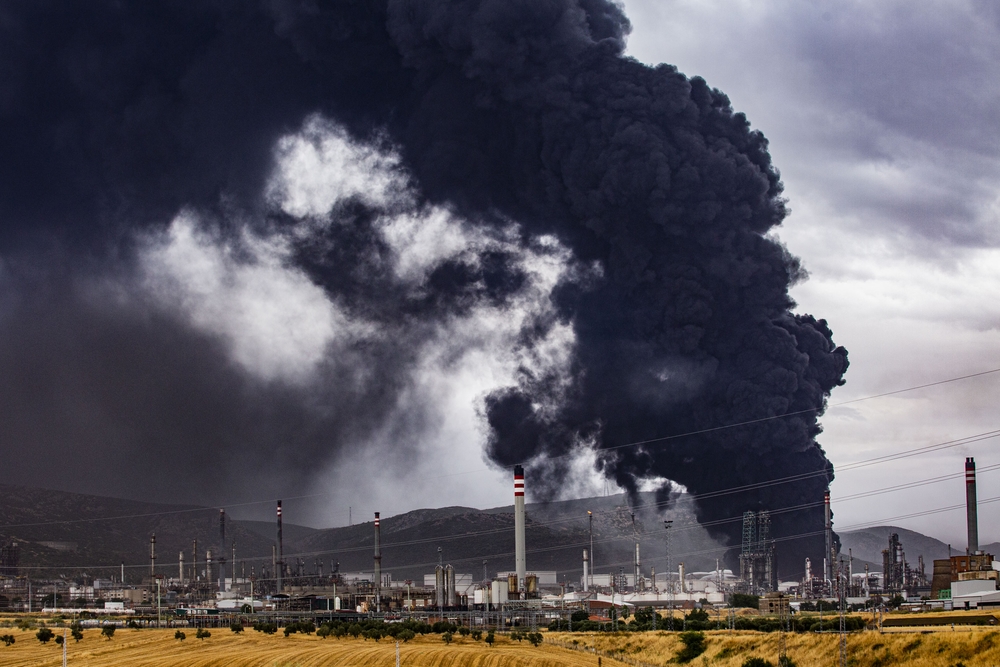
[0,456,994,629]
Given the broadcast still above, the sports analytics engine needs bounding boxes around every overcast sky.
[621,0,1000,546]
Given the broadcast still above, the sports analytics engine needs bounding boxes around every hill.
[0,485,278,581]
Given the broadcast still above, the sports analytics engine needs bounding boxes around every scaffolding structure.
[739,510,776,594]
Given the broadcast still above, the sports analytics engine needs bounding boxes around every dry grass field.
[0,627,597,667]
[1,624,998,666]
[550,627,1000,667]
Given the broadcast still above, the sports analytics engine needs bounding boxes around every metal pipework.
[824,489,833,581]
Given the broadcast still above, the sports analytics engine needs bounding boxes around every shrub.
[101,625,116,640]
[527,632,543,647]
[458,626,470,637]
[730,594,760,609]
[174,630,186,641]
[230,623,244,634]
[676,631,706,663]
[254,622,277,635]
[1,634,15,646]
[742,658,774,667]
[196,628,211,641]
[398,629,415,642]
[471,629,482,641]
[485,631,495,647]
[442,631,453,644]
[36,627,54,643]
[55,634,65,646]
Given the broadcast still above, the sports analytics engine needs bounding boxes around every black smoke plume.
[0,0,847,568]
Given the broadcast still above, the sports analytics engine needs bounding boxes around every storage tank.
[526,574,538,596]
[446,565,456,606]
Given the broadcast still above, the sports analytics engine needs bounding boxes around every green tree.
[174,630,186,641]
[398,629,415,643]
[527,632,543,647]
[1,634,15,646]
[196,628,211,641]
[71,628,83,643]
[230,623,244,634]
[570,609,590,623]
[470,629,482,641]
[485,631,495,647]
[676,631,707,663]
[442,631,453,645]
[55,634,65,646]
[458,626,470,637]
[742,658,774,667]
[101,625,116,640]
[686,608,710,623]
[36,627,54,644]
[730,594,759,609]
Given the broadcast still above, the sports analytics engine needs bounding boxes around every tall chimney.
[192,539,198,582]
[179,551,184,583]
[514,465,526,593]
[149,533,156,577]
[823,489,833,581]
[582,549,589,592]
[276,500,283,592]
[967,457,979,554]
[374,512,382,613]
[632,512,640,590]
[219,509,227,593]
[206,550,212,584]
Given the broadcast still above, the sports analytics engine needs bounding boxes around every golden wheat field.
[0,628,599,667]
[549,628,1000,667]
[1,626,999,666]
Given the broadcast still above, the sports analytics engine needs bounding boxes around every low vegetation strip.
[882,614,998,627]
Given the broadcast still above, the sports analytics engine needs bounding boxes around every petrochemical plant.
[0,459,995,626]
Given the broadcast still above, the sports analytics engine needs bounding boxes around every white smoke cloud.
[138,116,591,521]
[140,212,361,384]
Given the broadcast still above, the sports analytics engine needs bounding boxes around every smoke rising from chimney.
[0,0,847,567]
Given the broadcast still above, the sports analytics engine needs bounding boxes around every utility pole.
[838,558,847,667]
[664,519,673,631]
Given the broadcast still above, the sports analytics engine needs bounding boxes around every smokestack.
[149,533,156,577]
[588,510,594,590]
[219,509,226,593]
[276,500,283,592]
[192,539,197,582]
[513,465,526,592]
[678,562,685,593]
[207,550,212,585]
[632,512,639,590]
[179,551,184,583]
[582,549,589,592]
[967,457,979,554]
[824,489,833,581]
[374,512,382,613]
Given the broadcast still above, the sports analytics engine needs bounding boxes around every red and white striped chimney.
[967,457,979,554]
[514,465,526,592]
